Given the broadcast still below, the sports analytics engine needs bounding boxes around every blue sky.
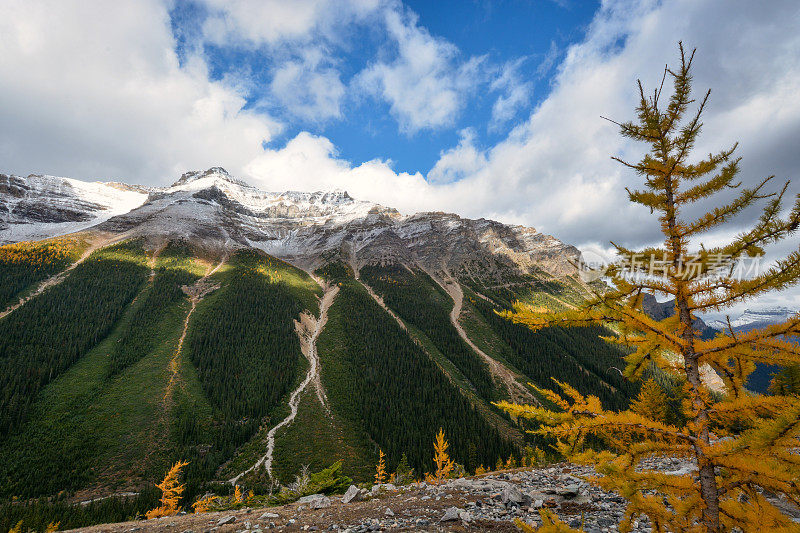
[1,0,798,312]
[168,0,599,176]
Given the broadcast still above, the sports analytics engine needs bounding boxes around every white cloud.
[196,0,498,133]
[246,0,800,311]
[490,58,533,128]
[536,40,560,78]
[0,0,281,182]
[196,0,386,124]
[201,0,354,46]
[356,7,484,133]
[428,129,487,184]
[243,132,434,210]
[269,48,346,121]
[198,0,386,50]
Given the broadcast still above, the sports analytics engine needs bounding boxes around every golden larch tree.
[146,460,189,519]
[426,428,454,485]
[497,43,800,532]
[374,449,387,485]
[192,494,218,513]
[520,509,582,533]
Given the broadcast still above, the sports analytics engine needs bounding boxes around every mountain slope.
[0,168,636,528]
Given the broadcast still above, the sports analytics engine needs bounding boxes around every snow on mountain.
[165,167,388,222]
[0,173,149,244]
[1,167,580,278]
[709,307,798,332]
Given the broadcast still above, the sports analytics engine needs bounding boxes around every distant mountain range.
[641,293,718,339]
[709,307,799,393]
[641,295,798,394]
[2,166,796,530]
[708,307,797,333]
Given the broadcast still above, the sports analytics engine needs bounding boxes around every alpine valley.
[0,168,639,527]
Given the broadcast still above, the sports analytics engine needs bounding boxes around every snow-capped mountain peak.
[0,173,149,244]
[709,307,798,332]
[2,168,581,277]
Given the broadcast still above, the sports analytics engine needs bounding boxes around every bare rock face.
[1,167,580,282]
[0,173,149,244]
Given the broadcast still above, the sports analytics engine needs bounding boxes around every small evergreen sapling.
[394,452,415,485]
[630,378,669,422]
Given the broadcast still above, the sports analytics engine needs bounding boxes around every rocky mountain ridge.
[1,167,581,280]
[640,294,718,339]
[0,172,148,244]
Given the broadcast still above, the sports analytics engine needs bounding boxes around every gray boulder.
[311,496,331,509]
[558,484,582,498]
[370,483,397,494]
[342,485,361,504]
[502,485,524,505]
[297,493,325,504]
[441,507,462,522]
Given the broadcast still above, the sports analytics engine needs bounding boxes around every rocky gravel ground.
[69,460,799,533]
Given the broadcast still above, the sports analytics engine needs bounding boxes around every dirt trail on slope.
[346,251,524,444]
[348,251,413,334]
[0,232,130,320]
[138,257,226,481]
[428,269,539,405]
[142,257,225,471]
[296,275,337,410]
[352,269,408,332]
[163,258,225,404]
[229,282,339,485]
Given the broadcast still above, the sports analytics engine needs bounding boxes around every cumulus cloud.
[269,47,346,121]
[200,0,383,47]
[0,0,281,182]
[185,0,502,133]
[356,7,485,133]
[245,0,800,309]
[243,131,435,211]
[471,0,800,250]
[197,0,385,124]
[490,58,534,128]
[428,129,487,184]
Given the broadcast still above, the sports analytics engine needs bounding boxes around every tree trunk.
[665,168,722,532]
[684,345,721,533]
